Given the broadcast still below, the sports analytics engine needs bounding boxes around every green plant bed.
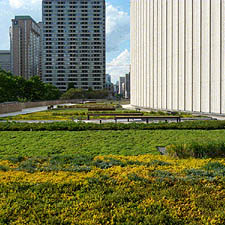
[0,128,225,224]
[1,108,205,121]
[0,154,224,224]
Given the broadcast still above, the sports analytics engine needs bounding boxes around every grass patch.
[1,130,225,158]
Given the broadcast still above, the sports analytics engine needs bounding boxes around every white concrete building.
[130,0,225,114]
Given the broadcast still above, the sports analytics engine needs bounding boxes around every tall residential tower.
[10,16,41,79]
[42,0,106,91]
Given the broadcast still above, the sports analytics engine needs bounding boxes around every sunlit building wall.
[130,0,225,114]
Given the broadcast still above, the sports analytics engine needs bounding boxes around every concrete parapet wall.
[0,102,23,114]
[0,99,81,114]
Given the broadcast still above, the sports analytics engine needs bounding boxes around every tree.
[0,70,61,103]
[44,83,61,100]
[67,83,75,90]
[0,70,18,102]
[60,88,109,100]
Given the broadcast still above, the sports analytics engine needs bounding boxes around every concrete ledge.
[0,102,23,114]
[130,104,225,119]
[0,99,80,114]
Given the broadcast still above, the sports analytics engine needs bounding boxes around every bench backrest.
[88,108,116,111]
[88,113,143,116]
[114,116,180,118]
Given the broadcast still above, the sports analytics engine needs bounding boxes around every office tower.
[10,16,41,79]
[130,0,225,114]
[42,0,106,92]
[0,50,11,72]
[119,76,125,97]
[125,73,130,99]
[105,73,111,88]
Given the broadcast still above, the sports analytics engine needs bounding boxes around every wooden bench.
[87,108,116,111]
[114,116,181,123]
[87,113,143,120]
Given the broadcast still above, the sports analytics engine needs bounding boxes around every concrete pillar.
[178,0,185,111]
[161,0,167,110]
[193,0,201,112]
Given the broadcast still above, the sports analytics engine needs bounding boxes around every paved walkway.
[0,118,215,124]
[122,104,225,120]
[0,119,142,124]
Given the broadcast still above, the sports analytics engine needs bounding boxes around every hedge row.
[0,120,225,131]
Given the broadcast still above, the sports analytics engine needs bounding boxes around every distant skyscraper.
[106,74,111,84]
[10,16,41,79]
[125,73,130,99]
[119,76,125,97]
[0,50,11,72]
[42,0,106,92]
[105,74,113,92]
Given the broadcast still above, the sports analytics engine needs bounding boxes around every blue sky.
[0,0,130,83]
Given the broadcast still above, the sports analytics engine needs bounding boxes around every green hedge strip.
[0,120,225,131]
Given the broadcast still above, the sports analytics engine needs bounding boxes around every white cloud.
[107,49,130,83]
[9,0,41,9]
[9,0,24,8]
[106,3,130,53]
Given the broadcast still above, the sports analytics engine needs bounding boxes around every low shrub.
[6,156,26,163]
[166,141,225,158]
[202,161,225,170]
[146,160,171,167]
[0,165,9,171]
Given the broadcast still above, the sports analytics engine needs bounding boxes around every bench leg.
[115,119,117,124]
[128,118,130,122]
[88,115,89,120]
[146,119,149,124]
[100,120,102,124]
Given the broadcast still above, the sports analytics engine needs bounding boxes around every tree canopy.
[0,69,61,103]
[60,88,109,100]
